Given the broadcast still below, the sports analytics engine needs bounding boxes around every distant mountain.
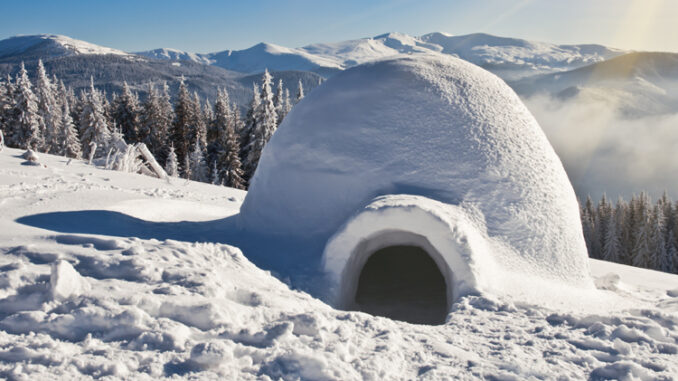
[0,34,130,62]
[135,48,212,65]
[0,36,322,112]
[511,52,678,115]
[136,32,626,80]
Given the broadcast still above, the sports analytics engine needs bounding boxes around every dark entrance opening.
[354,245,447,325]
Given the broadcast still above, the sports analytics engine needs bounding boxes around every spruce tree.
[35,60,60,153]
[112,82,140,143]
[58,98,82,159]
[240,84,260,165]
[188,138,208,182]
[79,78,110,159]
[602,208,622,263]
[244,69,278,181]
[648,206,666,270]
[0,75,14,140]
[165,144,179,177]
[295,79,304,103]
[140,82,171,163]
[663,230,677,273]
[273,79,284,124]
[171,78,193,172]
[12,62,43,150]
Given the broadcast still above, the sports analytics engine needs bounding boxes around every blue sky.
[2,0,677,53]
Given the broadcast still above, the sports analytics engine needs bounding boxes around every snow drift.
[240,54,592,316]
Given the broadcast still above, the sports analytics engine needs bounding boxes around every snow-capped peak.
[0,34,130,59]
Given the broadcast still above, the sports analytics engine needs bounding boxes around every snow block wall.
[240,54,592,314]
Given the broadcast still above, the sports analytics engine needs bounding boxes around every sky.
[1,0,677,53]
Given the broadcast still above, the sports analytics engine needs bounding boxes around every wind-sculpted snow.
[0,148,677,379]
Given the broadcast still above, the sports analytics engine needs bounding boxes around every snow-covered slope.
[0,34,130,61]
[512,51,678,115]
[1,148,677,380]
[136,32,625,79]
[134,48,213,65]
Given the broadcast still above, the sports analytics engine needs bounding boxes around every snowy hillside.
[136,32,626,79]
[512,52,678,115]
[1,147,677,379]
[134,48,213,65]
[0,34,130,62]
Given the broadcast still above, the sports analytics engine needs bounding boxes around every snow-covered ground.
[1,147,677,380]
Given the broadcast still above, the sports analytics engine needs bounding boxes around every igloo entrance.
[354,245,448,325]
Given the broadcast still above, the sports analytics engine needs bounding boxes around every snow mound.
[241,53,591,302]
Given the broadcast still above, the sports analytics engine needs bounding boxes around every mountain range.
[1,32,677,116]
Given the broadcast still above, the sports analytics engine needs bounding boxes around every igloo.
[239,54,592,324]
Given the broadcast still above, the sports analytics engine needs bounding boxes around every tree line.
[0,60,305,189]
[581,192,678,274]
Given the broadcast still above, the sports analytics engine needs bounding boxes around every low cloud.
[523,93,678,201]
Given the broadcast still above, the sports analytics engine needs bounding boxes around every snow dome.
[240,54,591,324]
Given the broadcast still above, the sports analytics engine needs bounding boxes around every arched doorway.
[354,245,448,325]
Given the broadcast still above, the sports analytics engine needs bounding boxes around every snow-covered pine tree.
[112,82,141,144]
[219,100,245,189]
[188,138,208,182]
[282,88,292,120]
[240,84,260,165]
[191,91,207,150]
[79,78,110,159]
[295,79,304,103]
[0,75,14,141]
[632,211,652,269]
[273,79,284,124]
[648,205,666,270]
[602,207,622,263]
[170,78,193,172]
[207,88,230,178]
[12,62,44,150]
[596,194,612,260]
[57,97,82,159]
[244,69,278,181]
[165,144,179,177]
[139,82,171,164]
[210,160,220,185]
[35,60,60,153]
[581,201,596,257]
[663,230,677,273]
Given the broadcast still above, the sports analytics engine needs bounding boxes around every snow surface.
[0,34,130,59]
[1,147,677,379]
[133,32,624,79]
[242,54,590,294]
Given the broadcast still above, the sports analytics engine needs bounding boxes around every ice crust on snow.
[241,54,592,297]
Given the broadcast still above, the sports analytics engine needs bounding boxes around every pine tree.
[139,82,171,163]
[210,160,220,185]
[57,95,82,159]
[648,206,666,270]
[602,208,622,263]
[273,79,284,124]
[188,138,208,182]
[171,78,193,173]
[191,91,207,150]
[295,79,304,103]
[207,88,231,177]
[12,62,43,150]
[112,82,140,143]
[240,84,260,165]
[244,69,278,181]
[165,144,179,177]
[0,75,14,140]
[662,230,677,273]
[282,88,292,120]
[79,78,110,159]
[35,60,60,153]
